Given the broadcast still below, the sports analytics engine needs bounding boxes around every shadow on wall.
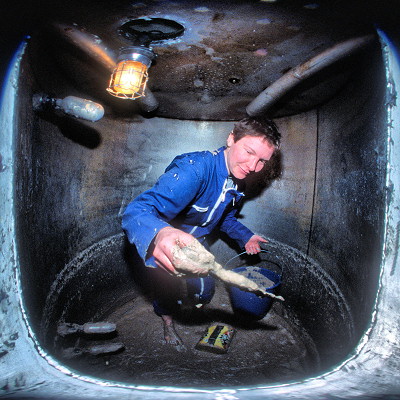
[34,109,102,149]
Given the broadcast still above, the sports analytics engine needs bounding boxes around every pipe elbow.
[138,88,159,113]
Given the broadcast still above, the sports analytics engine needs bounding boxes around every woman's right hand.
[153,227,196,274]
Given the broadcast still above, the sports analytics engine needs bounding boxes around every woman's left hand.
[245,235,268,255]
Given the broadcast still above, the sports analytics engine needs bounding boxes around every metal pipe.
[246,34,376,117]
[138,87,159,113]
[53,23,117,73]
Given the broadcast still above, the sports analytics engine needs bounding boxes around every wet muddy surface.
[58,283,320,388]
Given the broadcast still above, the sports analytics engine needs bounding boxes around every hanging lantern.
[107,47,155,99]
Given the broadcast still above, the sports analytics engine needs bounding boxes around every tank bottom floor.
[55,283,320,387]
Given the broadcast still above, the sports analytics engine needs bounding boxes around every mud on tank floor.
[57,283,320,387]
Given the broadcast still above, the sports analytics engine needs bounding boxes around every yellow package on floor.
[195,324,235,354]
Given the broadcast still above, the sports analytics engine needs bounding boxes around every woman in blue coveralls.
[122,116,281,348]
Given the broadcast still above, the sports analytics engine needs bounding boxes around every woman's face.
[225,133,275,179]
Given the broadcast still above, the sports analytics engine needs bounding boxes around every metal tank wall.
[0,24,399,400]
[15,28,383,368]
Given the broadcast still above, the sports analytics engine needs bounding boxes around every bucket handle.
[225,250,283,278]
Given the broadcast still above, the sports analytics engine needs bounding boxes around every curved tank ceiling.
[3,0,393,120]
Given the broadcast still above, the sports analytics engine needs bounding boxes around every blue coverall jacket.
[122,146,255,268]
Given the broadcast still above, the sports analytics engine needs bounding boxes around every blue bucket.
[226,252,282,319]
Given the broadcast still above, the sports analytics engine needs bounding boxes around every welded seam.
[329,26,397,369]
[306,109,320,256]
